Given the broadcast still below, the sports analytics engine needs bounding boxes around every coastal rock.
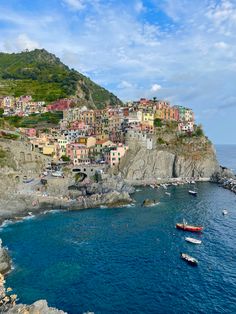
[0,245,11,275]
[142,199,158,207]
[119,142,220,184]
[6,300,67,314]
[210,166,236,194]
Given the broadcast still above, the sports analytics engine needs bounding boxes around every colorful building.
[104,144,128,166]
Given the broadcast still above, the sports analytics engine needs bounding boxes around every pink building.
[47,99,73,111]
[178,121,194,133]
[66,143,90,165]
[104,144,128,167]
[25,128,37,138]
[70,121,86,130]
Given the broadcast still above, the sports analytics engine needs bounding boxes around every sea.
[0,145,236,314]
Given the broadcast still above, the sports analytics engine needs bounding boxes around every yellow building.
[142,112,155,127]
[43,144,55,156]
[78,136,96,148]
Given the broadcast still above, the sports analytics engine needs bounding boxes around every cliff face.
[119,137,220,183]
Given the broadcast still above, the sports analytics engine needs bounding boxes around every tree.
[195,125,204,137]
[94,171,102,183]
[0,108,4,117]
[61,155,70,162]
[154,118,162,127]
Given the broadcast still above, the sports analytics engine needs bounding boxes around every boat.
[52,171,64,178]
[165,192,171,196]
[188,190,197,196]
[185,237,202,244]
[181,253,198,265]
[22,176,34,183]
[222,209,228,215]
[150,184,155,189]
[176,220,203,232]
[190,180,196,184]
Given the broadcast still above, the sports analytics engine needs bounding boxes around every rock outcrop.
[118,138,220,184]
[211,166,236,194]
[6,300,67,314]
[0,242,11,276]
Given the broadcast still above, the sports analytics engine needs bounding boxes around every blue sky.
[0,0,236,144]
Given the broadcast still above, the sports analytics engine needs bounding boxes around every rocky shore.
[211,166,236,194]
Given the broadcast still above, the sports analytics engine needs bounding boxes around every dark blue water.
[215,144,236,173]
[1,183,236,314]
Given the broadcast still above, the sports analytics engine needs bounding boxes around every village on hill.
[0,96,196,170]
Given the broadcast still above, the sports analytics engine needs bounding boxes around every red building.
[47,99,73,111]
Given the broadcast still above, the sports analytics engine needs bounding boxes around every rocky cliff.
[118,135,220,183]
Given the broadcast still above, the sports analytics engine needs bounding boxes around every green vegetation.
[0,108,3,117]
[0,49,122,107]
[154,118,162,127]
[3,111,63,128]
[157,137,166,145]
[193,125,204,137]
[94,171,102,183]
[61,155,70,162]
[0,132,19,140]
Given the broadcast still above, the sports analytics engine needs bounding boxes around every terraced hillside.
[0,49,122,108]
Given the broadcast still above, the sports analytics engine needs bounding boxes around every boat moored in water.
[188,190,197,196]
[222,209,228,215]
[181,253,198,265]
[185,237,202,244]
[176,221,203,232]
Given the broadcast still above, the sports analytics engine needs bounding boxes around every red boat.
[176,223,203,232]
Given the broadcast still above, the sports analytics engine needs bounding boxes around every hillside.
[0,49,122,108]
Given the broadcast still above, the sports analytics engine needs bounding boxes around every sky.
[0,0,236,144]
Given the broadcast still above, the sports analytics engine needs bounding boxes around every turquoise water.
[1,183,236,314]
[215,144,236,173]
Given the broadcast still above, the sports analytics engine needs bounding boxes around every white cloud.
[62,0,85,11]
[4,34,39,52]
[151,84,162,92]
[135,1,145,13]
[118,81,134,89]
[214,41,229,49]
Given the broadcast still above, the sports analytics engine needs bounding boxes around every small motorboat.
[176,220,203,232]
[22,176,34,183]
[150,184,155,189]
[181,253,198,266]
[222,209,228,215]
[165,192,171,196]
[185,237,202,244]
[189,190,197,196]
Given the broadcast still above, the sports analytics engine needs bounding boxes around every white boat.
[150,184,155,189]
[165,192,171,196]
[190,180,196,184]
[161,184,167,190]
[181,253,198,265]
[52,171,64,178]
[185,237,202,244]
[222,209,228,215]
[189,190,197,196]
